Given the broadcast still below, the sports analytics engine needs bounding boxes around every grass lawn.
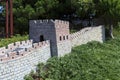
[0,35,28,47]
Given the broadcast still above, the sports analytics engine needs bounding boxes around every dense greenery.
[0,35,28,47]
[1,0,120,35]
[94,0,120,38]
[25,36,120,80]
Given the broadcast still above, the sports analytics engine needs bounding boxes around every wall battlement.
[55,20,69,25]
[55,20,69,29]
[0,40,33,54]
[71,27,92,39]
[0,40,50,62]
[30,19,68,24]
[0,39,51,80]
[31,19,54,24]
[71,25,105,47]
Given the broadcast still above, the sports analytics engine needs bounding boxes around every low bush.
[0,34,28,47]
[25,37,120,80]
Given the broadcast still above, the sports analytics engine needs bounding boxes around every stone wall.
[29,20,71,57]
[57,40,71,57]
[55,20,71,57]
[29,20,55,43]
[71,25,105,47]
[0,40,51,80]
[29,20,58,56]
[0,22,105,80]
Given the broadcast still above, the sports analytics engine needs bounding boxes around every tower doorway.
[40,35,44,42]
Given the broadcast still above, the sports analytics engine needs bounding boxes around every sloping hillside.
[25,37,120,80]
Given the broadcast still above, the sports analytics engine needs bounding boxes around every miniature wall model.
[0,19,105,80]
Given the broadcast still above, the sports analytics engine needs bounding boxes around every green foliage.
[0,35,28,47]
[24,71,35,80]
[1,0,120,35]
[113,22,120,37]
[24,75,34,80]
[13,0,36,34]
[70,29,77,33]
[45,39,120,80]
[35,0,59,18]
[76,0,94,19]
[11,0,78,34]
[26,37,120,80]
[94,0,120,24]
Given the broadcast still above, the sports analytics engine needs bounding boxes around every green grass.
[24,27,120,80]
[25,37,120,80]
[0,34,28,47]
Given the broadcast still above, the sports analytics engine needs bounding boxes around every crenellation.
[25,47,32,52]
[32,20,55,24]
[70,27,92,39]
[0,54,7,61]
[71,25,105,47]
[55,20,69,26]
[25,40,32,45]
[15,41,21,47]
[32,43,39,49]
[0,40,51,63]
[46,40,50,44]
[38,42,42,47]
[42,41,46,45]
[39,20,42,23]
[20,41,26,46]
[0,47,6,54]
[43,19,49,23]
[7,43,16,50]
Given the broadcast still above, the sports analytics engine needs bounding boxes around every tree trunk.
[109,25,114,39]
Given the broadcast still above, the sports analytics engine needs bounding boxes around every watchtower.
[29,19,71,57]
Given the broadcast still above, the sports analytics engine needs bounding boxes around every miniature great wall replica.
[0,20,105,80]
[0,40,49,61]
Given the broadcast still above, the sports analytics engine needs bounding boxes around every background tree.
[56,0,78,19]
[3,0,120,37]
[35,0,59,19]
[76,0,94,19]
[93,0,120,38]
[13,0,36,35]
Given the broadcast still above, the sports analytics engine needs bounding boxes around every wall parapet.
[29,19,69,26]
[0,40,50,62]
[55,20,69,25]
[71,25,105,47]
[0,40,51,80]
[71,27,93,39]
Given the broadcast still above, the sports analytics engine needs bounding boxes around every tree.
[76,0,94,19]
[57,0,78,19]
[93,0,120,38]
[13,0,36,35]
[35,0,59,19]
[35,0,78,19]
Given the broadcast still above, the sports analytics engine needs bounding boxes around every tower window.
[60,36,62,41]
[40,35,44,42]
[66,35,69,39]
[63,36,65,40]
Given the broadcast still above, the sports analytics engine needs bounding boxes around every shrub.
[0,35,28,47]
